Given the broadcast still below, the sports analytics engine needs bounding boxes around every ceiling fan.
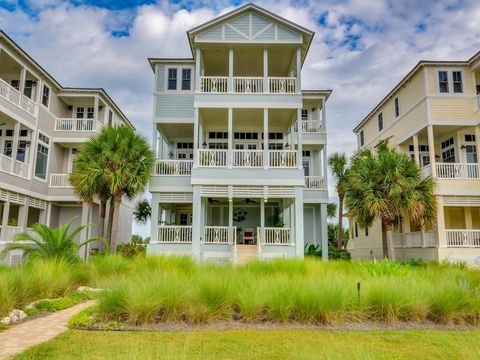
[208,198,220,204]
[245,198,258,204]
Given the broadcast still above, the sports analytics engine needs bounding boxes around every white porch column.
[260,198,265,234]
[150,193,160,243]
[18,204,28,231]
[228,48,234,93]
[195,48,201,92]
[44,202,52,227]
[152,124,158,158]
[321,99,326,130]
[263,48,268,93]
[199,121,204,151]
[322,145,328,185]
[263,108,269,169]
[191,185,202,259]
[228,199,233,243]
[10,121,20,173]
[19,67,27,96]
[193,108,199,168]
[475,125,480,165]
[436,196,446,249]
[1,201,10,242]
[297,109,303,169]
[294,186,304,257]
[427,125,436,177]
[296,47,302,93]
[27,129,37,179]
[35,80,43,105]
[80,203,90,258]
[320,203,329,261]
[413,134,420,166]
[227,108,233,168]
[93,96,99,123]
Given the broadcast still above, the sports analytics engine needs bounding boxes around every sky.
[1,0,480,236]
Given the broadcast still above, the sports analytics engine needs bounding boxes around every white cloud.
[1,0,480,233]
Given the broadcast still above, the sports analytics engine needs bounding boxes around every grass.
[2,255,480,327]
[13,329,480,360]
[24,292,91,316]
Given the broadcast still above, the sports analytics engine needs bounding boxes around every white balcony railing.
[200,76,228,93]
[232,150,263,168]
[420,164,432,179]
[154,160,193,176]
[446,230,480,247]
[269,150,297,168]
[13,161,29,178]
[301,121,324,133]
[50,173,72,188]
[394,231,437,248]
[436,163,480,179]
[157,226,192,243]
[269,77,297,94]
[233,77,263,93]
[0,154,13,174]
[0,78,37,116]
[55,118,95,131]
[475,94,480,111]
[198,149,227,167]
[259,227,292,245]
[203,226,236,244]
[304,176,325,189]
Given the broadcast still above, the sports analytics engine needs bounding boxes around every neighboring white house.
[0,30,135,265]
[148,3,331,263]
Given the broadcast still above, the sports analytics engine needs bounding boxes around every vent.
[28,197,46,209]
[268,186,295,198]
[158,192,193,203]
[201,185,229,197]
[443,196,480,206]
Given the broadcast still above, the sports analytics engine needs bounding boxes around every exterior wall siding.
[155,94,195,119]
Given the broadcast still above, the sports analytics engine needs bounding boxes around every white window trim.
[436,68,465,95]
[33,132,50,183]
[164,66,194,93]
[359,130,365,147]
[41,84,51,109]
[394,96,400,119]
[377,112,384,132]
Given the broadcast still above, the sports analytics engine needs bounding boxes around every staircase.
[235,245,258,265]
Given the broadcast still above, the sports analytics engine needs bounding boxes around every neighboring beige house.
[349,50,480,266]
[0,30,135,265]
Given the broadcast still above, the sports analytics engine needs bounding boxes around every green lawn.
[14,329,480,360]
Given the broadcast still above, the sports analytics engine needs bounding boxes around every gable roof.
[0,30,133,128]
[186,3,314,63]
[353,52,479,133]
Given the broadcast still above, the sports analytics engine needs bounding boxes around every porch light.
[25,141,31,147]
[435,154,440,160]
[168,151,174,159]
[98,105,104,112]
[285,143,290,149]
[460,144,467,150]
[202,142,207,149]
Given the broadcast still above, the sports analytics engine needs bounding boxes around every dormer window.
[168,68,177,90]
[452,71,463,93]
[182,69,191,90]
[438,71,449,93]
[438,70,463,94]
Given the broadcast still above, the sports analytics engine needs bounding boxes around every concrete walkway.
[0,300,95,359]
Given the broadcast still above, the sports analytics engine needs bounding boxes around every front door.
[177,211,192,225]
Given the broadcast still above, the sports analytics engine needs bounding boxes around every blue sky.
[1,0,480,236]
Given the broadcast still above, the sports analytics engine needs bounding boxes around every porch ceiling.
[158,123,193,141]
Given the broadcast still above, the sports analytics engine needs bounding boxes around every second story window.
[168,68,177,90]
[182,69,191,90]
[438,71,449,93]
[42,85,50,107]
[359,130,364,147]
[87,107,95,119]
[76,107,84,119]
[394,97,400,118]
[301,109,308,121]
[108,110,113,126]
[377,112,383,131]
[35,132,50,180]
[441,137,455,163]
[452,71,463,93]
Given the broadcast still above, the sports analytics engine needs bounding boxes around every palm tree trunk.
[107,197,114,242]
[337,195,344,249]
[109,193,122,254]
[99,200,106,238]
[384,223,396,260]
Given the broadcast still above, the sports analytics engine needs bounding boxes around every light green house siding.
[156,64,165,92]
[155,95,194,119]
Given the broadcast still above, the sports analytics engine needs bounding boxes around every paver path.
[0,300,95,360]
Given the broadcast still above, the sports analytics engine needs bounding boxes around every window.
[302,150,311,157]
[176,142,193,149]
[354,223,359,238]
[87,107,95,119]
[359,130,364,147]
[438,71,449,93]
[465,134,476,142]
[441,137,455,163]
[76,107,85,119]
[181,69,191,90]
[452,71,463,93]
[208,143,228,149]
[394,97,400,118]
[377,112,383,131]
[268,143,283,150]
[465,145,477,164]
[209,132,228,139]
[41,85,50,107]
[24,80,33,98]
[5,130,13,137]
[233,132,258,140]
[301,109,308,121]
[167,68,177,90]
[35,133,50,180]
[11,80,19,90]
[365,227,369,237]
[108,110,113,126]
[3,140,12,157]
[17,140,27,162]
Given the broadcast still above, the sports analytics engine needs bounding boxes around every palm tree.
[344,141,436,259]
[134,198,151,224]
[0,219,104,264]
[328,152,349,249]
[327,202,337,219]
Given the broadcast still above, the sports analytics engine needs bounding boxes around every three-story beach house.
[0,31,135,264]
[148,4,330,263]
[349,50,480,266]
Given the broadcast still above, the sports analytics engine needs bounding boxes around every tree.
[0,219,104,264]
[328,152,349,249]
[327,202,337,219]
[344,141,436,259]
[134,198,151,224]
